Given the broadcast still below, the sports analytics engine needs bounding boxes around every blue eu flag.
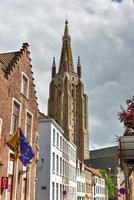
[19,129,35,166]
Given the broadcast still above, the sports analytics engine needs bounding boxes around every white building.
[76,160,86,200]
[36,113,77,200]
[92,173,106,200]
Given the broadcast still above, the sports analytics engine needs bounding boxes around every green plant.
[99,169,115,199]
[99,169,106,178]
[107,177,115,199]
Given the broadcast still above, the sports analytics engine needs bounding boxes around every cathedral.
[48,20,89,160]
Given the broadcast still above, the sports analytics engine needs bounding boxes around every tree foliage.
[107,177,115,199]
[99,169,115,199]
[118,96,134,129]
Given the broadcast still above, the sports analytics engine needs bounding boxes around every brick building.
[0,43,38,200]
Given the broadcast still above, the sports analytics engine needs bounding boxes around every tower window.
[72,89,74,97]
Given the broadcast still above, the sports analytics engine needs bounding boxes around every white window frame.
[25,109,33,145]
[53,128,55,146]
[21,71,29,99]
[0,118,3,138]
[10,98,22,135]
[52,152,55,173]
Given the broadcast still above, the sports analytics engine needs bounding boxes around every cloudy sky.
[0,0,134,149]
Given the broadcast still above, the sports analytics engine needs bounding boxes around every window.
[11,100,21,133]
[21,72,29,98]
[7,154,15,200]
[56,183,58,200]
[60,184,62,200]
[52,182,55,200]
[0,118,2,137]
[57,132,59,148]
[53,129,55,145]
[52,153,55,173]
[56,155,59,175]
[63,139,65,153]
[60,157,62,176]
[26,111,32,142]
[63,159,64,176]
[60,136,62,150]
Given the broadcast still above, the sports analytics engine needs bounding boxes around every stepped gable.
[0,43,38,105]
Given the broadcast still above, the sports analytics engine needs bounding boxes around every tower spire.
[58,20,74,73]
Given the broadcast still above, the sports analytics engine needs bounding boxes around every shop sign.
[1,177,8,189]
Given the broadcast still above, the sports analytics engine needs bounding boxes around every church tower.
[48,20,89,160]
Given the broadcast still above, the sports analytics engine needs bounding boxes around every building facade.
[36,113,77,200]
[76,161,86,200]
[92,175,106,200]
[48,20,89,160]
[0,43,38,200]
[84,166,92,200]
[85,146,118,174]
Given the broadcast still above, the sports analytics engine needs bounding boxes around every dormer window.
[21,72,29,98]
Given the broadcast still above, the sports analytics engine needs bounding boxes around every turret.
[52,57,56,78]
[77,56,81,78]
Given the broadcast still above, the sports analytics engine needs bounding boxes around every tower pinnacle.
[51,57,56,78]
[77,56,81,77]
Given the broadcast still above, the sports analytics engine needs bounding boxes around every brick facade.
[0,43,38,200]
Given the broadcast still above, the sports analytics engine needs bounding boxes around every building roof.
[38,112,48,121]
[85,165,101,177]
[0,51,19,71]
[0,43,29,78]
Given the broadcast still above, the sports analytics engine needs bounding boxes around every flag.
[19,129,35,166]
[6,128,35,166]
[6,128,20,152]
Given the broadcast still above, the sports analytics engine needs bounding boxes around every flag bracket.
[19,167,30,175]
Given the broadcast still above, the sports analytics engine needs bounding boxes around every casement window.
[52,182,55,200]
[0,118,2,138]
[21,72,29,98]
[11,99,21,133]
[60,136,62,151]
[7,154,15,200]
[26,111,32,142]
[57,132,59,148]
[56,183,58,200]
[56,155,59,175]
[60,157,62,176]
[52,152,55,173]
[53,129,55,146]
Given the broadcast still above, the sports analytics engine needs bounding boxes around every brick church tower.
[48,20,89,160]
